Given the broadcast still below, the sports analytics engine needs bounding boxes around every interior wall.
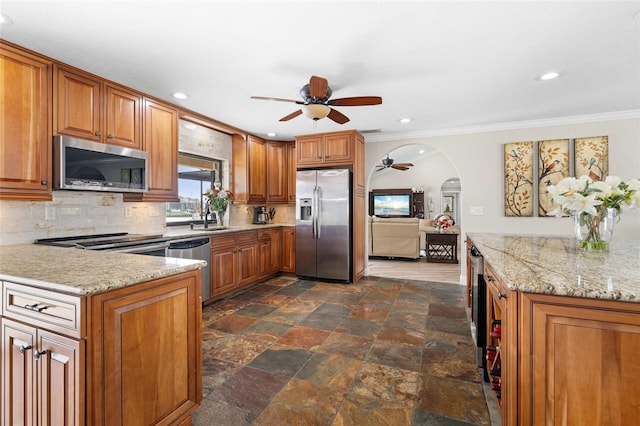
[365,117,640,240]
[370,151,459,219]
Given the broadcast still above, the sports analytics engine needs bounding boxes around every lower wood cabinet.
[480,255,640,425]
[519,292,640,425]
[2,318,84,425]
[1,269,202,425]
[281,227,296,273]
[210,231,259,301]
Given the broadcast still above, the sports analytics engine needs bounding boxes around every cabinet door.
[55,66,102,141]
[296,135,323,165]
[128,98,178,202]
[323,132,353,164]
[521,293,640,425]
[2,318,36,426]
[353,194,365,281]
[287,142,296,203]
[248,136,267,203]
[37,328,84,426]
[237,243,258,288]
[266,141,288,203]
[92,273,201,425]
[211,245,237,296]
[281,228,296,273]
[271,228,282,273]
[258,238,272,279]
[0,44,52,200]
[104,84,142,149]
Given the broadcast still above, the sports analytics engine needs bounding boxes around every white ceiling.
[2,1,639,148]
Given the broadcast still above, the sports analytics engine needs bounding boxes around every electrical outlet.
[45,207,55,220]
[470,206,484,216]
[125,206,133,218]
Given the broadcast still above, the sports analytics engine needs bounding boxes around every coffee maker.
[253,206,268,224]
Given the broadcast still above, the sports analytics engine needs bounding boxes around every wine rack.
[486,274,504,407]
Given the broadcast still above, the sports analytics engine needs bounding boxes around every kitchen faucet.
[203,203,211,229]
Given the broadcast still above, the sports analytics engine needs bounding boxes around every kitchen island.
[467,233,640,425]
[0,244,205,425]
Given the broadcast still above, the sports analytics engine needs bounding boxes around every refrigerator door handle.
[312,186,317,239]
[315,186,321,239]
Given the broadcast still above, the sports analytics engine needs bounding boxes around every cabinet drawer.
[237,230,258,245]
[210,233,237,247]
[484,262,509,298]
[3,282,85,338]
[257,229,272,241]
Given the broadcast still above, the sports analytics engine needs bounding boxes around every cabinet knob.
[41,180,49,185]
[19,344,32,354]
[34,349,47,360]
[498,291,507,300]
[95,131,101,136]
[107,134,114,139]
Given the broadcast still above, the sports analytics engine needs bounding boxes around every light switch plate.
[470,206,484,216]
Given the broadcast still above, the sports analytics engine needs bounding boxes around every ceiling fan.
[251,75,382,124]
[375,155,414,172]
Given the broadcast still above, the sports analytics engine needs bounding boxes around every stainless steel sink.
[190,225,227,231]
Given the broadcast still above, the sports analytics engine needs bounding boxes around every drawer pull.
[498,292,507,300]
[19,344,32,354]
[486,275,494,282]
[24,303,48,312]
[34,349,47,360]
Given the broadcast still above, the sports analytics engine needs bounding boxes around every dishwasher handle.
[168,237,210,250]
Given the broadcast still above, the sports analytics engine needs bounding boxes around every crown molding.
[364,110,640,143]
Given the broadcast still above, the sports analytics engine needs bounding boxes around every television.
[372,194,411,218]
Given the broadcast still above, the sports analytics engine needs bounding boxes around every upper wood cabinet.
[296,130,354,166]
[0,42,52,200]
[287,142,296,204]
[266,141,288,204]
[232,134,267,204]
[54,66,142,149]
[124,98,178,202]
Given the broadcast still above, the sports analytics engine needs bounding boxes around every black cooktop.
[34,233,167,250]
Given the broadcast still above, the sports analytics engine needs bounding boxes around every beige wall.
[366,116,640,240]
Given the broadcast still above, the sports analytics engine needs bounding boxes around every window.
[166,153,222,224]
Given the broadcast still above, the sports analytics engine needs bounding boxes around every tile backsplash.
[0,190,296,245]
[0,191,166,245]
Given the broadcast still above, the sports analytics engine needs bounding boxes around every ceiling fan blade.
[309,75,329,99]
[327,108,350,124]
[251,96,303,104]
[328,96,383,106]
[393,162,414,167]
[279,110,303,121]
[392,165,410,170]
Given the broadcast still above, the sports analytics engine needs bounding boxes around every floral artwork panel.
[538,139,569,217]
[504,141,533,217]
[575,136,608,181]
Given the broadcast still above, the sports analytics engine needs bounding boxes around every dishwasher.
[166,237,211,302]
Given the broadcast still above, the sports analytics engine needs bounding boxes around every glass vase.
[214,209,226,227]
[573,208,616,252]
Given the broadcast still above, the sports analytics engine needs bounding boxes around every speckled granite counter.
[164,223,292,239]
[467,233,640,302]
[0,244,205,295]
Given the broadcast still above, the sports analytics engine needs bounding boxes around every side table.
[425,232,459,263]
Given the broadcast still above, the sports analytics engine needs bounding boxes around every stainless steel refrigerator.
[296,168,352,282]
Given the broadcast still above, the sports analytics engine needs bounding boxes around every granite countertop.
[0,244,205,296]
[467,233,640,303]
[0,223,294,296]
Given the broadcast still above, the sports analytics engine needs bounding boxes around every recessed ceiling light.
[418,149,425,154]
[0,12,13,25]
[399,118,412,124]
[267,132,276,137]
[538,72,560,81]
[172,92,188,99]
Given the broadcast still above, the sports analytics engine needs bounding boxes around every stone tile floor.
[192,275,490,425]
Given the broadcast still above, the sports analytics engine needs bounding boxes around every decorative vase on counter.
[573,208,616,252]
[213,208,227,227]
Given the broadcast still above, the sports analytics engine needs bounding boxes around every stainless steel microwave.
[53,135,149,193]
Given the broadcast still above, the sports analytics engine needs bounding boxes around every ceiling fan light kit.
[251,75,382,124]
[302,104,331,120]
